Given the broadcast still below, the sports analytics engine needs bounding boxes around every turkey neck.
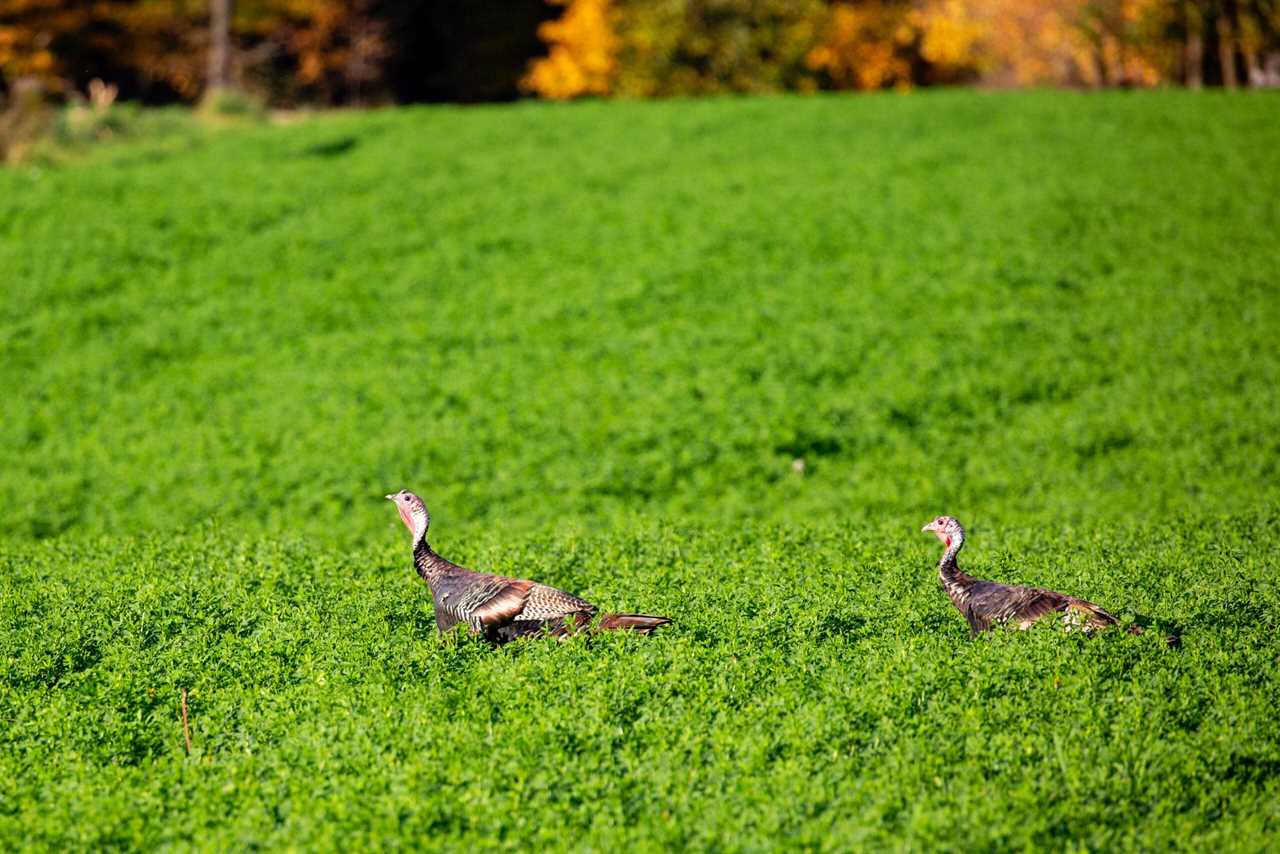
[412,537,453,585]
[938,534,976,602]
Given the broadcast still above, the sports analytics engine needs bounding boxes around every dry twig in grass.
[180,688,192,756]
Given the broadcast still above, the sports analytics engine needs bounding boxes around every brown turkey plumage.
[922,515,1142,638]
[387,489,670,643]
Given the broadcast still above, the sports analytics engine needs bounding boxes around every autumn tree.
[522,0,1280,96]
[0,0,207,100]
[6,0,1280,105]
[520,0,615,98]
[806,1,918,90]
[0,0,391,104]
[523,0,827,98]
[611,0,826,96]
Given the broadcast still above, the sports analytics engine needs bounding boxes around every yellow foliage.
[4,0,1271,103]
[802,0,1178,91]
[806,2,915,90]
[909,0,1171,87]
[522,0,617,99]
[910,0,984,70]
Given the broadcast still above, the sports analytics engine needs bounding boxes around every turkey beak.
[921,523,935,533]
[385,494,396,501]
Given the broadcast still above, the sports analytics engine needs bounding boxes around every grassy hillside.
[1,91,1278,849]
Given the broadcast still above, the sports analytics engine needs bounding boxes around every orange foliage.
[909,0,1172,87]
[0,0,203,96]
[110,1,206,98]
[0,1,68,88]
[5,0,1277,103]
[520,0,1218,97]
[1072,0,1172,87]
[0,0,388,103]
[806,2,917,90]
[253,0,388,100]
[521,0,617,99]
[910,0,985,70]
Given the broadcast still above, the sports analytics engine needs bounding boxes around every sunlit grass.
[0,90,1277,848]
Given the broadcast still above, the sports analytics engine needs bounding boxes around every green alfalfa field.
[1,90,1278,850]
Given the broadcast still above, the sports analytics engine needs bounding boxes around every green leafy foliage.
[611,0,827,96]
[0,91,1278,848]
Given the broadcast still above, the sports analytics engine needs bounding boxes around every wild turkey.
[387,489,671,643]
[922,515,1143,638]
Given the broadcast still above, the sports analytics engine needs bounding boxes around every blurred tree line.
[0,0,555,104]
[1,0,1277,106]
[525,0,1280,96]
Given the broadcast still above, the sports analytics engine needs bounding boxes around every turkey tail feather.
[599,613,671,634]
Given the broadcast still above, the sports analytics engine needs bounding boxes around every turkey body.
[415,541,670,643]
[941,570,1124,637]
[389,489,669,644]
[925,516,1135,639]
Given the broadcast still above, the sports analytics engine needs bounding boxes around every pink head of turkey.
[386,489,430,542]
[922,515,965,548]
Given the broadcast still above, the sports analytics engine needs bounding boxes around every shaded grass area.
[1,91,1278,848]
